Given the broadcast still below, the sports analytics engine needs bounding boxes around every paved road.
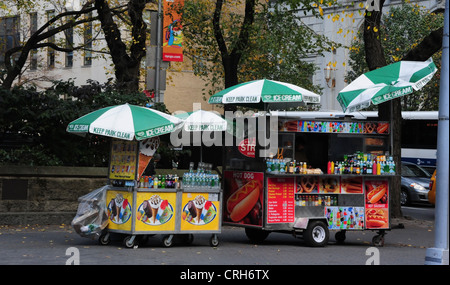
[402,205,435,221]
[0,217,435,267]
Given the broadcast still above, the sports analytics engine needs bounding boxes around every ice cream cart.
[221,114,394,247]
[99,138,222,248]
[67,104,222,248]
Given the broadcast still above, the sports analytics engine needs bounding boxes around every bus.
[271,110,438,170]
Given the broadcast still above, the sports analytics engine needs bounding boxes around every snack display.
[341,177,363,193]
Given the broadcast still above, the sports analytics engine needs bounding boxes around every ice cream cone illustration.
[193,195,206,224]
[138,138,160,178]
[149,195,162,224]
[115,194,124,223]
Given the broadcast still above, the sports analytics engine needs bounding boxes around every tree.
[361,0,444,218]
[94,0,148,92]
[182,0,335,105]
[1,2,97,89]
[1,0,150,92]
[346,3,443,110]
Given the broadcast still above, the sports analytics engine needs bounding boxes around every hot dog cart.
[100,138,222,248]
[222,114,394,247]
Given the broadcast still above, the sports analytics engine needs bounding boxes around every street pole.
[425,0,449,265]
[155,0,163,103]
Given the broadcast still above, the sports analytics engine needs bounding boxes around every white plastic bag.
[72,185,109,239]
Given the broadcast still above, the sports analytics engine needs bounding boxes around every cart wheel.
[98,232,110,246]
[210,234,219,247]
[304,220,329,247]
[123,235,137,248]
[162,234,174,247]
[335,231,346,244]
[245,228,270,244]
[372,235,385,247]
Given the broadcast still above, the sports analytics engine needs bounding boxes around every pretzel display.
[300,176,316,193]
[364,122,377,133]
[322,177,339,193]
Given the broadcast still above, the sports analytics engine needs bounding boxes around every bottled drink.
[153,176,159,189]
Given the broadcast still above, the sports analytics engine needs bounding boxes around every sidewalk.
[0,217,437,265]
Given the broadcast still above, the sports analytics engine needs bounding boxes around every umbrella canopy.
[337,58,438,113]
[67,103,183,141]
[208,79,321,108]
[175,110,228,132]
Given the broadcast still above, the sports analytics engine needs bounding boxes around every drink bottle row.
[295,194,338,207]
[138,174,180,189]
[266,159,309,174]
[327,152,396,175]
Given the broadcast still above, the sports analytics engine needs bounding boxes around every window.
[0,16,20,68]
[65,17,74,68]
[47,10,55,68]
[83,13,92,66]
[30,13,38,70]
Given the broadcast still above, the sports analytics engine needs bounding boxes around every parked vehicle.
[401,162,432,206]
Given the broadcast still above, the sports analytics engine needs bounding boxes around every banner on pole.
[163,0,184,62]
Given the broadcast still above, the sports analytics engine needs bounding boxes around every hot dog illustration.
[366,184,387,204]
[227,180,261,222]
[366,209,388,228]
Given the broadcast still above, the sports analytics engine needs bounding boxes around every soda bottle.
[153,175,159,189]
[161,175,166,188]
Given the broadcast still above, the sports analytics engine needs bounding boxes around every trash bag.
[72,185,109,239]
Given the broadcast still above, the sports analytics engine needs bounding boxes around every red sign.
[163,0,184,62]
[364,179,389,229]
[223,171,264,226]
[238,137,256,158]
[267,177,295,224]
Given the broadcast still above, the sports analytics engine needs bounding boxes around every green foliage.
[182,0,336,107]
[345,3,443,111]
[0,79,149,166]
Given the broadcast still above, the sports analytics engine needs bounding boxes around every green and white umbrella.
[208,79,321,107]
[175,109,228,132]
[337,58,437,113]
[67,103,183,140]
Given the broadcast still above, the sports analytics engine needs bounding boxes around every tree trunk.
[363,0,402,218]
[95,0,146,92]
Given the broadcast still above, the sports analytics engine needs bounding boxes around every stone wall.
[0,166,191,225]
[0,166,108,225]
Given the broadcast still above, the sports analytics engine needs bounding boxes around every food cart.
[99,138,222,248]
[221,113,394,247]
[67,104,222,248]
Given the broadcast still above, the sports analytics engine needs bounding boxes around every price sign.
[267,177,295,224]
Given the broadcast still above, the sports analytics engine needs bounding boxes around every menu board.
[267,177,295,224]
[109,139,137,180]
